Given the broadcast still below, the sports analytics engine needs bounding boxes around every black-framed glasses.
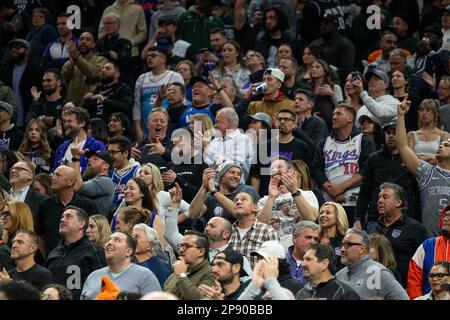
[177,243,200,251]
[341,241,364,249]
[10,166,31,173]
[276,117,295,123]
[1,211,11,218]
[428,273,449,280]
[108,149,123,155]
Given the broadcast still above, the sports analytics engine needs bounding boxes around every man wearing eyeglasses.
[9,160,48,224]
[335,228,408,300]
[163,231,216,299]
[407,204,450,299]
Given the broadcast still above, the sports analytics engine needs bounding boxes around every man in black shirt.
[295,244,360,300]
[0,101,23,151]
[36,165,98,257]
[27,69,66,127]
[367,182,428,287]
[83,61,133,122]
[5,230,53,290]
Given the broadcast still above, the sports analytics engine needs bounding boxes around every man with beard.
[367,182,427,287]
[252,109,313,196]
[308,12,355,86]
[71,150,114,217]
[1,39,41,129]
[295,244,359,300]
[52,107,106,173]
[397,97,450,235]
[254,8,293,68]
[81,231,160,300]
[62,31,108,106]
[26,69,66,127]
[41,12,78,71]
[198,249,249,300]
[408,204,450,299]
[83,61,133,123]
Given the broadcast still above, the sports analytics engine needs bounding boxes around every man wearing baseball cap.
[246,67,295,122]
[0,101,24,151]
[352,68,400,127]
[70,150,114,216]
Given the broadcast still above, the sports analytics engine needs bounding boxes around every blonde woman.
[86,215,111,247]
[369,233,401,281]
[319,202,349,253]
[407,99,450,165]
[1,201,34,247]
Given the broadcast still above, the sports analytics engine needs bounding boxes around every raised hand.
[263,256,279,279]
[281,172,297,193]
[397,95,411,116]
[169,182,183,209]
[268,175,281,198]
[30,86,42,101]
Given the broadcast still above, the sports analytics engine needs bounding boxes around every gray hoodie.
[335,255,409,300]
[360,91,400,127]
[149,1,186,38]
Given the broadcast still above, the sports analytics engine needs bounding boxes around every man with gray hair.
[367,182,427,287]
[132,223,170,288]
[204,107,254,183]
[286,221,320,285]
[335,228,409,300]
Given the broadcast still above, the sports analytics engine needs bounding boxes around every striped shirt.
[230,218,279,268]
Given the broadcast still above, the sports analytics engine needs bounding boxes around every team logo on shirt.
[391,229,402,238]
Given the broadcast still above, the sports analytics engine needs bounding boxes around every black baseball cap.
[382,122,397,131]
[214,249,248,277]
[158,16,177,26]
[190,75,211,87]
[85,150,113,167]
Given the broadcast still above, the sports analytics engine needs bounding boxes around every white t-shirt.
[63,138,86,163]
[257,190,319,249]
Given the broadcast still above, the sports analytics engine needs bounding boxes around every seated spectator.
[32,173,52,197]
[18,120,54,174]
[439,76,450,132]
[407,99,450,165]
[257,157,319,249]
[156,82,187,130]
[87,118,108,145]
[308,59,343,129]
[335,228,409,300]
[0,224,13,272]
[391,13,417,54]
[25,7,57,67]
[132,223,170,288]
[83,61,133,123]
[86,215,111,248]
[52,107,106,173]
[286,221,320,285]
[243,50,266,90]
[278,57,311,101]
[41,284,73,300]
[194,28,226,78]
[1,201,34,247]
[26,69,66,127]
[0,101,24,151]
[81,231,161,300]
[41,13,78,71]
[0,280,41,300]
[46,206,107,299]
[415,262,450,300]
[61,31,108,106]
[296,46,339,85]
[407,204,450,299]
[358,114,384,150]
[5,230,53,290]
[176,60,196,103]
[369,233,401,281]
[163,231,216,300]
[367,32,401,74]
[107,112,134,141]
[296,244,360,300]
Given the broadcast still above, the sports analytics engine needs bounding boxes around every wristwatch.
[210,189,218,197]
[178,272,188,279]
[72,157,80,162]
[291,190,302,198]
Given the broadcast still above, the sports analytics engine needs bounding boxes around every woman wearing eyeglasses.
[1,201,34,247]
[415,262,450,300]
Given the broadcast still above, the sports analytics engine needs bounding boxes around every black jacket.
[294,115,329,148]
[45,236,107,300]
[83,81,133,122]
[0,125,24,151]
[26,96,67,123]
[355,146,420,223]
[24,187,49,225]
[295,277,360,300]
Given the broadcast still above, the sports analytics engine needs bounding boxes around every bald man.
[36,165,98,257]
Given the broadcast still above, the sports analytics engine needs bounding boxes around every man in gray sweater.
[335,228,409,300]
[81,231,161,300]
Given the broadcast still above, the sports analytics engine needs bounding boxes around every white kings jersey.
[322,133,363,206]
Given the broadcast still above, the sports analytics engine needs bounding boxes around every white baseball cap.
[250,240,286,259]
[263,68,285,83]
